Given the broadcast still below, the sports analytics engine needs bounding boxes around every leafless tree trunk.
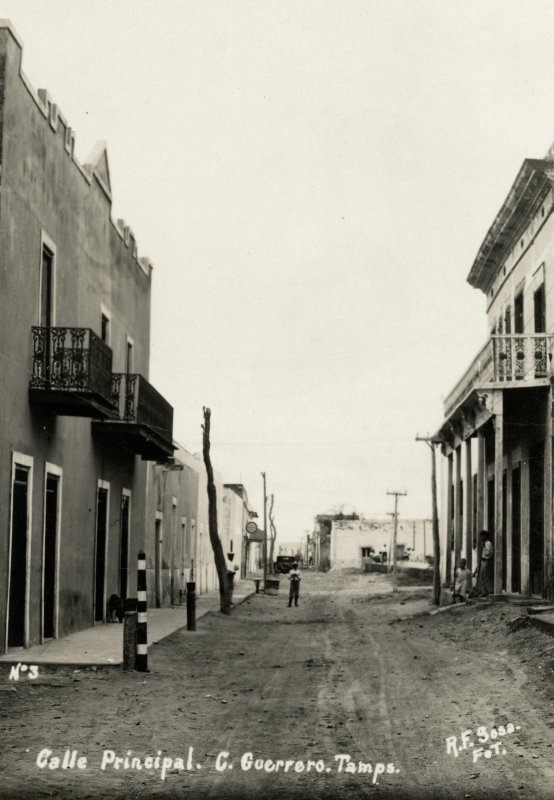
[268,493,277,573]
[202,407,232,614]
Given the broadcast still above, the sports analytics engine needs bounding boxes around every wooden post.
[446,453,453,584]
[454,446,462,574]
[477,430,485,537]
[506,450,513,593]
[521,445,531,596]
[431,445,441,605]
[262,472,268,590]
[186,581,196,631]
[122,610,137,671]
[387,490,407,593]
[464,438,473,573]
[493,393,504,594]
[544,387,553,600]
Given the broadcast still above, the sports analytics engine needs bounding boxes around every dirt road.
[1,569,554,799]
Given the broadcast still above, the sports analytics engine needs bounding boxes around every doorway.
[155,514,163,608]
[43,473,60,639]
[8,462,31,648]
[119,492,130,601]
[94,485,109,622]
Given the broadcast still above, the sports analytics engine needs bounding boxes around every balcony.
[92,373,174,460]
[444,334,554,419]
[29,326,115,418]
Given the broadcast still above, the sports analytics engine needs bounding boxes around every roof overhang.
[467,159,554,293]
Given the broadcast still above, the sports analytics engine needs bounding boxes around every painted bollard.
[136,551,148,672]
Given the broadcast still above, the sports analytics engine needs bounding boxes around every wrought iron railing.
[110,373,173,444]
[444,333,554,418]
[492,334,553,382]
[30,326,113,400]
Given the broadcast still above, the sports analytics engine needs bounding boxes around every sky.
[4,0,554,542]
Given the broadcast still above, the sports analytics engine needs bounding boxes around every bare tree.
[202,407,232,614]
[268,493,277,573]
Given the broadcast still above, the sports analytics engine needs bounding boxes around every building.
[222,484,258,578]
[437,141,554,599]
[312,513,360,569]
[0,22,174,654]
[145,446,200,608]
[329,518,432,570]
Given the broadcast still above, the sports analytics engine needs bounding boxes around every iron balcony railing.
[444,334,554,419]
[110,373,173,444]
[30,326,113,401]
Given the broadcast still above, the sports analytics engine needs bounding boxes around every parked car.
[274,555,297,574]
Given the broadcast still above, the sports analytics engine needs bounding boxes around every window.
[40,244,55,327]
[101,314,110,343]
[514,291,524,334]
[125,336,134,373]
[361,547,373,558]
[504,306,512,334]
[534,284,546,333]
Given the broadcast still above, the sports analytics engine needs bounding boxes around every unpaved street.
[1,570,554,799]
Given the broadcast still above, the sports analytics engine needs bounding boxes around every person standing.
[453,558,472,602]
[478,531,494,596]
[287,563,301,607]
[226,552,238,603]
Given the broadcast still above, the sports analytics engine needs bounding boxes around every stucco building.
[330,518,432,570]
[0,22,174,654]
[438,140,554,600]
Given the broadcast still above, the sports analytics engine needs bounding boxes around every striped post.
[136,550,148,672]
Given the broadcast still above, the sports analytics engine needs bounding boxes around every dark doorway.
[529,446,544,596]
[155,517,162,608]
[502,471,507,591]
[43,475,59,639]
[8,466,29,647]
[95,487,108,622]
[534,284,546,333]
[511,464,521,593]
[514,291,524,334]
[119,493,130,601]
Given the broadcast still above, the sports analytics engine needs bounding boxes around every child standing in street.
[453,558,472,603]
[288,563,301,607]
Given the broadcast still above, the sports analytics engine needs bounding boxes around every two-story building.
[438,142,554,600]
[0,22,174,654]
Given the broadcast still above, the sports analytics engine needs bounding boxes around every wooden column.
[521,445,530,596]
[493,393,504,594]
[506,450,513,594]
[464,438,473,572]
[454,446,462,573]
[446,453,453,584]
[477,429,485,538]
[545,386,553,600]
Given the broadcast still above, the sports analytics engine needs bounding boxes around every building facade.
[0,23,174,654]
[329,518,432,570]
[222,484,258,578]
[438,142,554,600]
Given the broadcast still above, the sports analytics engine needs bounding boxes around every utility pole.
[386,490,407,592]
[416,434,443,606]
[261,472,268,591]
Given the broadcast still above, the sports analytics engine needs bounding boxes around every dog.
[107,594,124,623]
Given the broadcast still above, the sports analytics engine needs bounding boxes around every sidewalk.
[0,578,258,667]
